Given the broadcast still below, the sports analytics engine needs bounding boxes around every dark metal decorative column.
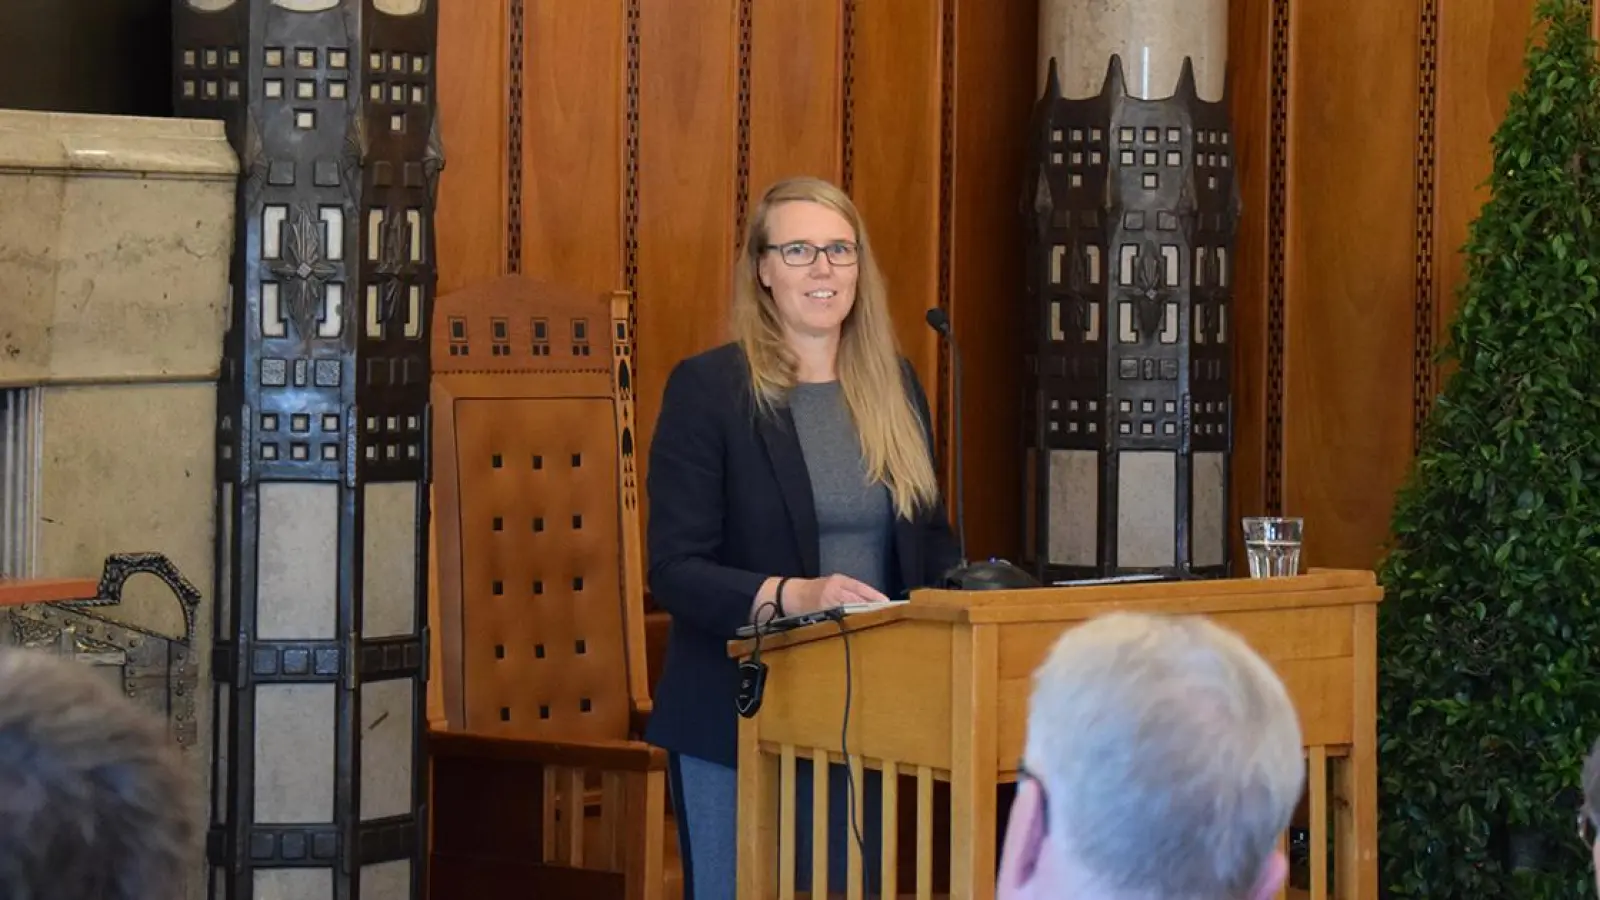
[1021,54,1238,582]
[172,1,440,897]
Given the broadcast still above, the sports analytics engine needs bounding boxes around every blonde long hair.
[731,176,941,520]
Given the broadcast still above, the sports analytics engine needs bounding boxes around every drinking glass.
[1242,517,1303,578]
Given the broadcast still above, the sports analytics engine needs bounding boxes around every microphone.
[923,309,1039,591]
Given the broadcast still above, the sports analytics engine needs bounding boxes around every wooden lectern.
[731,570,1381,900]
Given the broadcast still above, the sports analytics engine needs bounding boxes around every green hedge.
[1377,0,1600,895]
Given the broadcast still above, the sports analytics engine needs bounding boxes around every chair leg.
[625,769,667,900]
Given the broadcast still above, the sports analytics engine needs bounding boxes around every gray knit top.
[787,381,894,593]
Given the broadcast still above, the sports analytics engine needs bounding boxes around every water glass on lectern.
[1242,517,1303,578]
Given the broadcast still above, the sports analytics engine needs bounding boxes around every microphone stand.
[923,309,1039,591]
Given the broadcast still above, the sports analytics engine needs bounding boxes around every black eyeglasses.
[1017,761,1050,836]
[763,240,860,267]
[1580,803,1598,848]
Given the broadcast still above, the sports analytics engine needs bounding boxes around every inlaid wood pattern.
[1413,0,1441,439]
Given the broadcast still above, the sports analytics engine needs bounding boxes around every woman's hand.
[784,574,889,615]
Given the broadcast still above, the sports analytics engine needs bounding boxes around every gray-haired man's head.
[1580,733,1600,893]
[998,612,1305,900]
[0,647,196,900]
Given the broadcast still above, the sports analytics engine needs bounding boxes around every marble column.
[1021,0,1238,581]
[1037,0,1228,102]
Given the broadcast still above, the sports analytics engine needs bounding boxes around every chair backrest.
[430,275,646,743]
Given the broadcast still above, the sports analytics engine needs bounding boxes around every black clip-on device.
[738,605,849,718]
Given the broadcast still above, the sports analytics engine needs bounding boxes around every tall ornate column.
[172,2,441,897]
[1021,0,1237,581]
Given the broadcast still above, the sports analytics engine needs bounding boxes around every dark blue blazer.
[643,341,961,767]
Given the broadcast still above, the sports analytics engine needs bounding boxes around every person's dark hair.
[0,647,196,900]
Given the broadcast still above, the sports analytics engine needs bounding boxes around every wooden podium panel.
[731,569,1381,900]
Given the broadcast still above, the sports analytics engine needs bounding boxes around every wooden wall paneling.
[847,0,945,409]
[432,0,511,731]
[1283,0,1420,568]
[1227,0,1273,572]
[435,0,506,293]
[1431,0,1537,345]
[945,0,1036,560]
[519,1,627,294]
[634,0,740,486]
[746,0,843,204]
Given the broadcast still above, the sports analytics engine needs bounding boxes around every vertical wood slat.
[811,748,830,895]
[563,768,585,866]
[780,746,797,900]
[737,727,777,900]
[880,760,899,900]
[1308,745,1329,900]
[949,624,999,900]
[1334,756,1356,900]
[1342,604,1379,896]
[601,771,626,869]
[542,769,558,861]
[916,766,934,900]
[623,770,666,900]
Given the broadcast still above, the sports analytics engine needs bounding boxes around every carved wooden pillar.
[1021,0,1237,581]
[171,1,440,897]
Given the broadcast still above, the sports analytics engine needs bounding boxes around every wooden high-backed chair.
[427,275,665,900]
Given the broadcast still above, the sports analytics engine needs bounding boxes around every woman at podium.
[645,176,960,899]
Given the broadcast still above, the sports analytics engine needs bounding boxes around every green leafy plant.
[1378,0,1600,895]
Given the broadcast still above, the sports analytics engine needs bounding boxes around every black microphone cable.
[829,610,871,897]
